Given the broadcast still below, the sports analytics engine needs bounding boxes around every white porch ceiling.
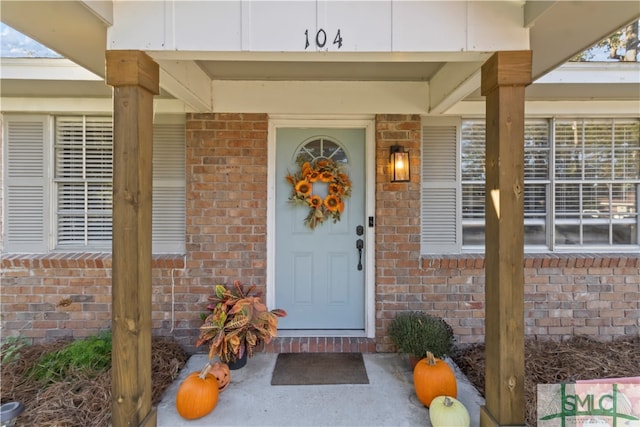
[197,60,444,82]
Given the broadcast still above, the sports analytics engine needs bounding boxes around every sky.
[0,23,62,58]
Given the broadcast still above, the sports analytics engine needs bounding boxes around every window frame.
[457,116,639,253]
[53,115,114,250]
[460,119,553,251]
[551,117,639,250]
[2,113,186,254]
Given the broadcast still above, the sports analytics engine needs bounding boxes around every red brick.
[2,115,638,348]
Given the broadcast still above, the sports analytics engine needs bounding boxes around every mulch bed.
[1,337,188,427]
[3,335,638,426]
[452,335,640,426]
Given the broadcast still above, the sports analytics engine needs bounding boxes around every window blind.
[55,116,113,249]
[554,118,639,247]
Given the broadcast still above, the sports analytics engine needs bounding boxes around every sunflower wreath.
[286,158,352,230]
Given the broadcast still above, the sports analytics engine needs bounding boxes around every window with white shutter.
[3,116,49,252]
[3,114,186,254]
[421,117,461,254]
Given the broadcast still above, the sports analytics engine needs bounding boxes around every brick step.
[264,337,377,353]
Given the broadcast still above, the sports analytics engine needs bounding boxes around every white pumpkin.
[429,396,470,427]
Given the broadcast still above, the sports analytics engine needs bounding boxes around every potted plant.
[197,280,287,369]
[387,311,455,368]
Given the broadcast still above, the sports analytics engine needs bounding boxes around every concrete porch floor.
[156,352,485,427]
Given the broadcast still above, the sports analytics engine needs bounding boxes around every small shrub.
[388,311,455,359]
[29,331,112,384]
[1,335,30,365]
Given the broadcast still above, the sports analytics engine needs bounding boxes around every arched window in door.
[294,137,349,165]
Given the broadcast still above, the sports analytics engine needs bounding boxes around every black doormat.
[271,352,369,385]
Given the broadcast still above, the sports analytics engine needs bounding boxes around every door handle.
[356,238,364,271]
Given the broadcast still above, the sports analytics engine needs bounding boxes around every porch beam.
[155,59,213,112]
[428,61,484,114]
[479,50,532,427]
[106,50,159,427]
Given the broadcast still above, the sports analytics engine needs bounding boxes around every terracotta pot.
[409,355,422,370]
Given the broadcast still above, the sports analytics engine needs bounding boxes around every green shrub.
[29,331,112,384]
[1,335,29,365]
[387,311,455,359]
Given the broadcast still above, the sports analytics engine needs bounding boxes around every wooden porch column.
[479,51,532,427]
[106,50,159,427]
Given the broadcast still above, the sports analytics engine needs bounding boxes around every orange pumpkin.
[210,361,231,392]
[413,351,457,408]
[175,363,219,420]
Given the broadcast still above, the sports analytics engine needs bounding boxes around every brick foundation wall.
[0,254,184,342]
[1,113,638,353]
[2,253,636,352]
[266,337,377,353]
[374,254,640,352]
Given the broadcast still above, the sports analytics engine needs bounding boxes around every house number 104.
[305,29,343,49]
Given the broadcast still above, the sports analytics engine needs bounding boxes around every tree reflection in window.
[294,137,349,165]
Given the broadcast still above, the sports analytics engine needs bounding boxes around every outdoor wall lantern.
[389,145,410,182]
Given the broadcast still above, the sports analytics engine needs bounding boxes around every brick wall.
[185,113,268,283]
[372,115,639,351]
[1,113,638,353]
[0,254,184,342]
[374,254,640,352]
[176,112,270,348]
[374,114,424,350]
[2,252,637,351]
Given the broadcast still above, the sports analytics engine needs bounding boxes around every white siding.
[109,1,528,52]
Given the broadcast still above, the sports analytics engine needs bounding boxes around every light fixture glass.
[390,145,410,182]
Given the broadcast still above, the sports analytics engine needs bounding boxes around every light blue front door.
[275,128,366,329]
